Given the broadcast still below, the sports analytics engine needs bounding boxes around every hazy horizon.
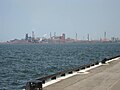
[0,0,120,42]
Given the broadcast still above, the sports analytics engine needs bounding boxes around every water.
[0,42,120,90]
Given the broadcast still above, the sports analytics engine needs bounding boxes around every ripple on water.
[0,43,120,90]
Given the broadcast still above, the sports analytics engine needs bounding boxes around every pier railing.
[25,55,120,90]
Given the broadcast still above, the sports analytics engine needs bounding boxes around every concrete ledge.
[44,57,120,90]
[24,55,120,90]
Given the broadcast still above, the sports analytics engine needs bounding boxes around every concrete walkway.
[44,58,120,90]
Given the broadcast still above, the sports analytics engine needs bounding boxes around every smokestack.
[76,33,77,41]
[32,31,35,42]
[32,31,35,38]
[54,32,56,37]
[25,33,29,40]
[87,34,89,41]
[104,32,106,41]
[50,32,52,39]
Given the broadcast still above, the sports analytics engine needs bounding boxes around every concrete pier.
[44,58,120,90]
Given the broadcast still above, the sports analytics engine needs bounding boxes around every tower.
[54,32,56,37]
[62,33,65,40]
[25,33,28,40]
[76,33,77,41]
[32,31,35,42]
[32,31,35,38]
[104,32,106,41]
[61,33,65,43]
[87,34,89,41]
[50,32,52,39]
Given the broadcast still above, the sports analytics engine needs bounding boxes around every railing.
[25,55,120,90]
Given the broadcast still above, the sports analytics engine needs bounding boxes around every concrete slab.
[44,58,120,90]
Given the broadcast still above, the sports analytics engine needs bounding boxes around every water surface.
[0,43,120,90]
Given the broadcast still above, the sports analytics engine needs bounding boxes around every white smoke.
[43,34,47,37]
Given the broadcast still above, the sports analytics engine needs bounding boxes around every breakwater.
[25,55,120,90]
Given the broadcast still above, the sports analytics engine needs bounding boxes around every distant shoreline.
[0,41,119,45]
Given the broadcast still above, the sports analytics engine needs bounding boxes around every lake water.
[0,43,120,90]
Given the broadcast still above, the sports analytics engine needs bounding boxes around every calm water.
[0,43,120,90]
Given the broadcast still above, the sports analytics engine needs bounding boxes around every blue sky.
[0,0,120,41]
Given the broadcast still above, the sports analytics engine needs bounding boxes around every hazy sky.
[0,0,120,41]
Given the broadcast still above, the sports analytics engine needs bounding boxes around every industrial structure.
[24,32,67,44]
[3,31,120,44]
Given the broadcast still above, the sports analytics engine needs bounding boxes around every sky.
[0,0,120,41]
